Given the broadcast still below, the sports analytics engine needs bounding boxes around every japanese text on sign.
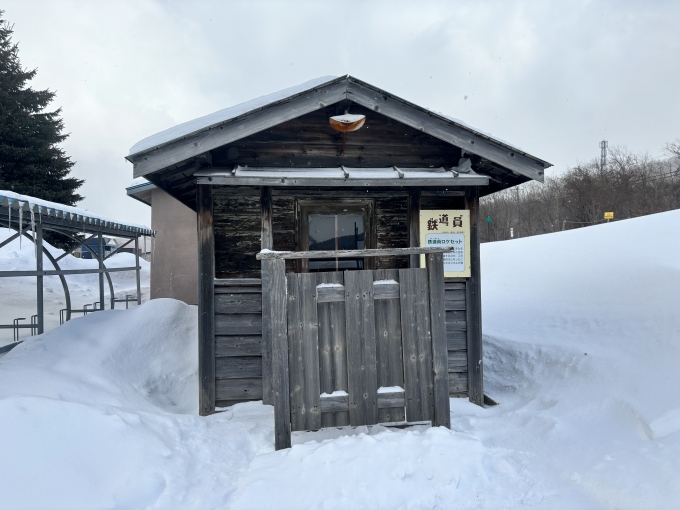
[426,233,465,272]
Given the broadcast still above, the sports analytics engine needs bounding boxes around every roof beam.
[195,167,488,187]
[346,79,547,182]
[130,81,348,178]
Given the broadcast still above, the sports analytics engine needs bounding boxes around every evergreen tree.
[0,12,83,206]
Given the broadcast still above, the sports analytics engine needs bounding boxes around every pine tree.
[0,12,83,206]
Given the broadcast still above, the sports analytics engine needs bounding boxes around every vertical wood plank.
[316,271,349,427]
[408,187,421,269]
[465,187,484,406]
[197,184,216,416]
[260,186,274,405]
[373,269,405,423]
[399,268,434,422]
[344,270,378,426]
[427,253,451,428]
[269,258,291,449]
[287,273,321,431]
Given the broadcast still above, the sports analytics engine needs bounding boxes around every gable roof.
[126,75,551,183]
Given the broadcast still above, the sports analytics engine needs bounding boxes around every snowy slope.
[0,210,679,509]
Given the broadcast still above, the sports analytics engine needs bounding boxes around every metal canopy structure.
[0,192,155,346]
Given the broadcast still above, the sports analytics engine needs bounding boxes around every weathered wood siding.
[212,187,469,406]
[445,280,468,397]
[212,277,468,406]
[214,280,264,407]
[215,187,412,278]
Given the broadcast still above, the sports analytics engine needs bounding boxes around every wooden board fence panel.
[399,268,434,422]
[344,270,379,426]
[316,272,349,427]
[427,253,451,428]
[287,273,322,432]
[373,269,406,423]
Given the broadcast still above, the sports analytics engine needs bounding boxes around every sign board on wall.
[419,210,471,277]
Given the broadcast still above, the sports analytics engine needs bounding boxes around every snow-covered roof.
[127,75,550,167]
[0,190,154,236]
[129,75,339,156]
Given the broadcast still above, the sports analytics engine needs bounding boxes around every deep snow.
[1,210,679,509]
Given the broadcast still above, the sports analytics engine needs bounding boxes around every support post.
[260,186,274,405]
[269,258,291,450]
[197,185,216,416]
[427,252,450,427]
[408,187,421,268]
[98,232,105,311]
[135,235,142,305]
[465,187,484,406]
[36,222,44,334]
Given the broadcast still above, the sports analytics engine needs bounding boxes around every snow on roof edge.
[0,190,154,234]
[128,75,341,157]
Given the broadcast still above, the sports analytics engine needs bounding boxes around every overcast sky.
[4,0,679,225]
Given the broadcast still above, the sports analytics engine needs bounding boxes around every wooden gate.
[259,247,452,450]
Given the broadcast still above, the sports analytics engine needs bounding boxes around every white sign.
[425,233,465,272]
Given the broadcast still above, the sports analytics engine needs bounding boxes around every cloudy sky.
[4,0,679,225]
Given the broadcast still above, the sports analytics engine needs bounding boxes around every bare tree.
[479,142,680,243]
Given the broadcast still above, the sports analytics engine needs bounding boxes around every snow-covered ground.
[1,210,679,509]
[0,230,149,346]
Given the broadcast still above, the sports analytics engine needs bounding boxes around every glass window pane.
[308,213,364,272]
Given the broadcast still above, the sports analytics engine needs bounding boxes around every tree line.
[479,143,680,242]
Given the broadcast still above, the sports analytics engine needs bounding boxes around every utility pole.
[515,186,521,238]
[600,140,608,168]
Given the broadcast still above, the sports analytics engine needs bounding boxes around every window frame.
[296,198,375,273]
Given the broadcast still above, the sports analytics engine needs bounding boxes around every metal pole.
[98,232,105,310]
[135,235,141,305]
[36,222,44,334]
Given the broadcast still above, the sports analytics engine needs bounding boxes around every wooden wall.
[214,187,420,278]
[211,186,470,408]
[214,279,263,407]
[213,277,468,406]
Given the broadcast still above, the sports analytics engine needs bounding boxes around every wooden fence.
[258,246,454,450]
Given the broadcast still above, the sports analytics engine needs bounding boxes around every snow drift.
[0,209,679,509]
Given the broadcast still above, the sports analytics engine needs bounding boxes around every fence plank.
[269,259,291,450]
[287,273,322,431]
[344,270,379,426]
[316,272,349,427]
[427,253,451,428]
[373,269,405,423]
[399,268,434,422]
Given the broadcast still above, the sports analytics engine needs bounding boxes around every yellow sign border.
[419,209,471,278]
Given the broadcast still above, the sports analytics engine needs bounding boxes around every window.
[297,200,374,273]
[308,213,364,271]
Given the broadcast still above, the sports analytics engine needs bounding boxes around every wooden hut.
[126,75,551,448]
